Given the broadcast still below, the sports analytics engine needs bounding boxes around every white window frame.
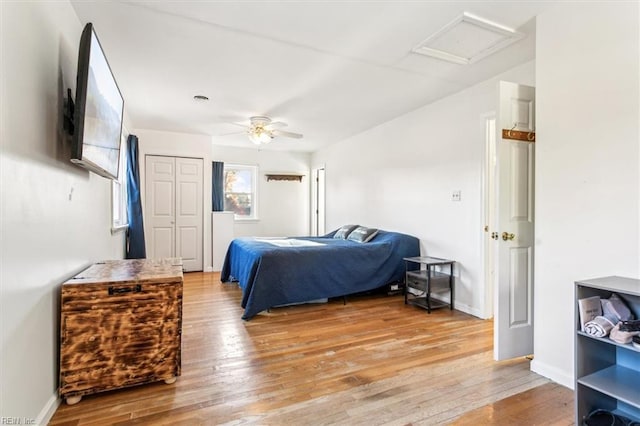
[224,163,258,221]
[111,131,129,233]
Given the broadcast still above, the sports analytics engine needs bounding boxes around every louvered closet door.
[145,156,203,272]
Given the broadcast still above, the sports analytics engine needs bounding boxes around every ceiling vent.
[411,12,524,65]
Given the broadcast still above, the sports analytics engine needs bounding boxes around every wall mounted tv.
[70,22,124,181]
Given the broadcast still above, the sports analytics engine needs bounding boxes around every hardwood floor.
[49,272,573,425]
[452,383,573,425]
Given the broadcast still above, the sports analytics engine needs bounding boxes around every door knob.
[502,232,515,241]
[491,232,499,240]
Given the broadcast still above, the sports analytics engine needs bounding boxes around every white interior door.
[145,155,203,272]
[175,157,203,272]
[146,155,176,259]
[494,82,536,360]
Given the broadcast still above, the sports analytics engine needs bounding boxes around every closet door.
[145,155,203,272]
[146,156,176,259]
[175,157,203,272]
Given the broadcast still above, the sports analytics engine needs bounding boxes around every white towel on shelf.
[584,315,616,337]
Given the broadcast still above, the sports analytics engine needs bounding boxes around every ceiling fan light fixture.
[248,128,272,145]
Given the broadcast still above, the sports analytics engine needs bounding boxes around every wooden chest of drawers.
[59,258,183,405]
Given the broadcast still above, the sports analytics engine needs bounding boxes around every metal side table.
[403,256,455,313]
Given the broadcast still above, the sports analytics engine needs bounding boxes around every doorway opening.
[482,114,497,320]
[311,167,325,236]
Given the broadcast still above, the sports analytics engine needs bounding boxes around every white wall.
[212,145,310,237]
[532,3,640,387]
[134,129,213,271]
[0,1,126,422]
[312,61,535,318]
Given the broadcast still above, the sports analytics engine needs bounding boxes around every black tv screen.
[71,23,124,180]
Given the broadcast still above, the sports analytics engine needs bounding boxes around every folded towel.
[601,293,634,322]
[584,315,616,337]
[610,323,640,344]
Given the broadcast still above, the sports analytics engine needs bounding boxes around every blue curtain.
[212,161,224,212]
[125,135,146,259]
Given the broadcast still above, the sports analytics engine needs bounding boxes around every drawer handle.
[108,285,142,296]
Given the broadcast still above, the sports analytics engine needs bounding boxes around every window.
[111,132,128,232]
[224,164,257,220]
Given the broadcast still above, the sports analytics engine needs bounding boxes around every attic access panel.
[411,12,524,65]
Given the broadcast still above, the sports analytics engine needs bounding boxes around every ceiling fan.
[225,116,303,145]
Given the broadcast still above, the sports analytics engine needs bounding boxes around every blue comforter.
[220,230,420,320]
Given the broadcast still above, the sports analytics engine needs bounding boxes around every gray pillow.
[347,226,379,243]
[333,224,358,239]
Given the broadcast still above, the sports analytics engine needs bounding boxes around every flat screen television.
[70,23,124,181]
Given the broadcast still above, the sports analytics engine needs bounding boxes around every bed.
[220,228,420,320]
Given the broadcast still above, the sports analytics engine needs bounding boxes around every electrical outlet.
[452,190,461,201]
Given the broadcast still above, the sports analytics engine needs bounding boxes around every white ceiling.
[71,1,548,152]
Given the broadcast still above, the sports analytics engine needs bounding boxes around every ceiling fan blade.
[272,129,303,139]
[228,121,250,129]
[217,130,247,136]
[265,121,287,129]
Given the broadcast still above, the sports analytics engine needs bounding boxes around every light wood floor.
[50,272,573,425]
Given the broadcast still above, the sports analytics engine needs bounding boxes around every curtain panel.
[212,161,224,212]
[125,134,146,259]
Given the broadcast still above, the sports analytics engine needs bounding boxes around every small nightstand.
[403,256,455,313]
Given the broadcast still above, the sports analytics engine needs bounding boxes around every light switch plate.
[452,190,461,201]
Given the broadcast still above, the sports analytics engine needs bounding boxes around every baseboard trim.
[36,392,60,425]
[429,294,482,318]
[204,266,214,273]
[530,359,574,389]
[453,301,483,318]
